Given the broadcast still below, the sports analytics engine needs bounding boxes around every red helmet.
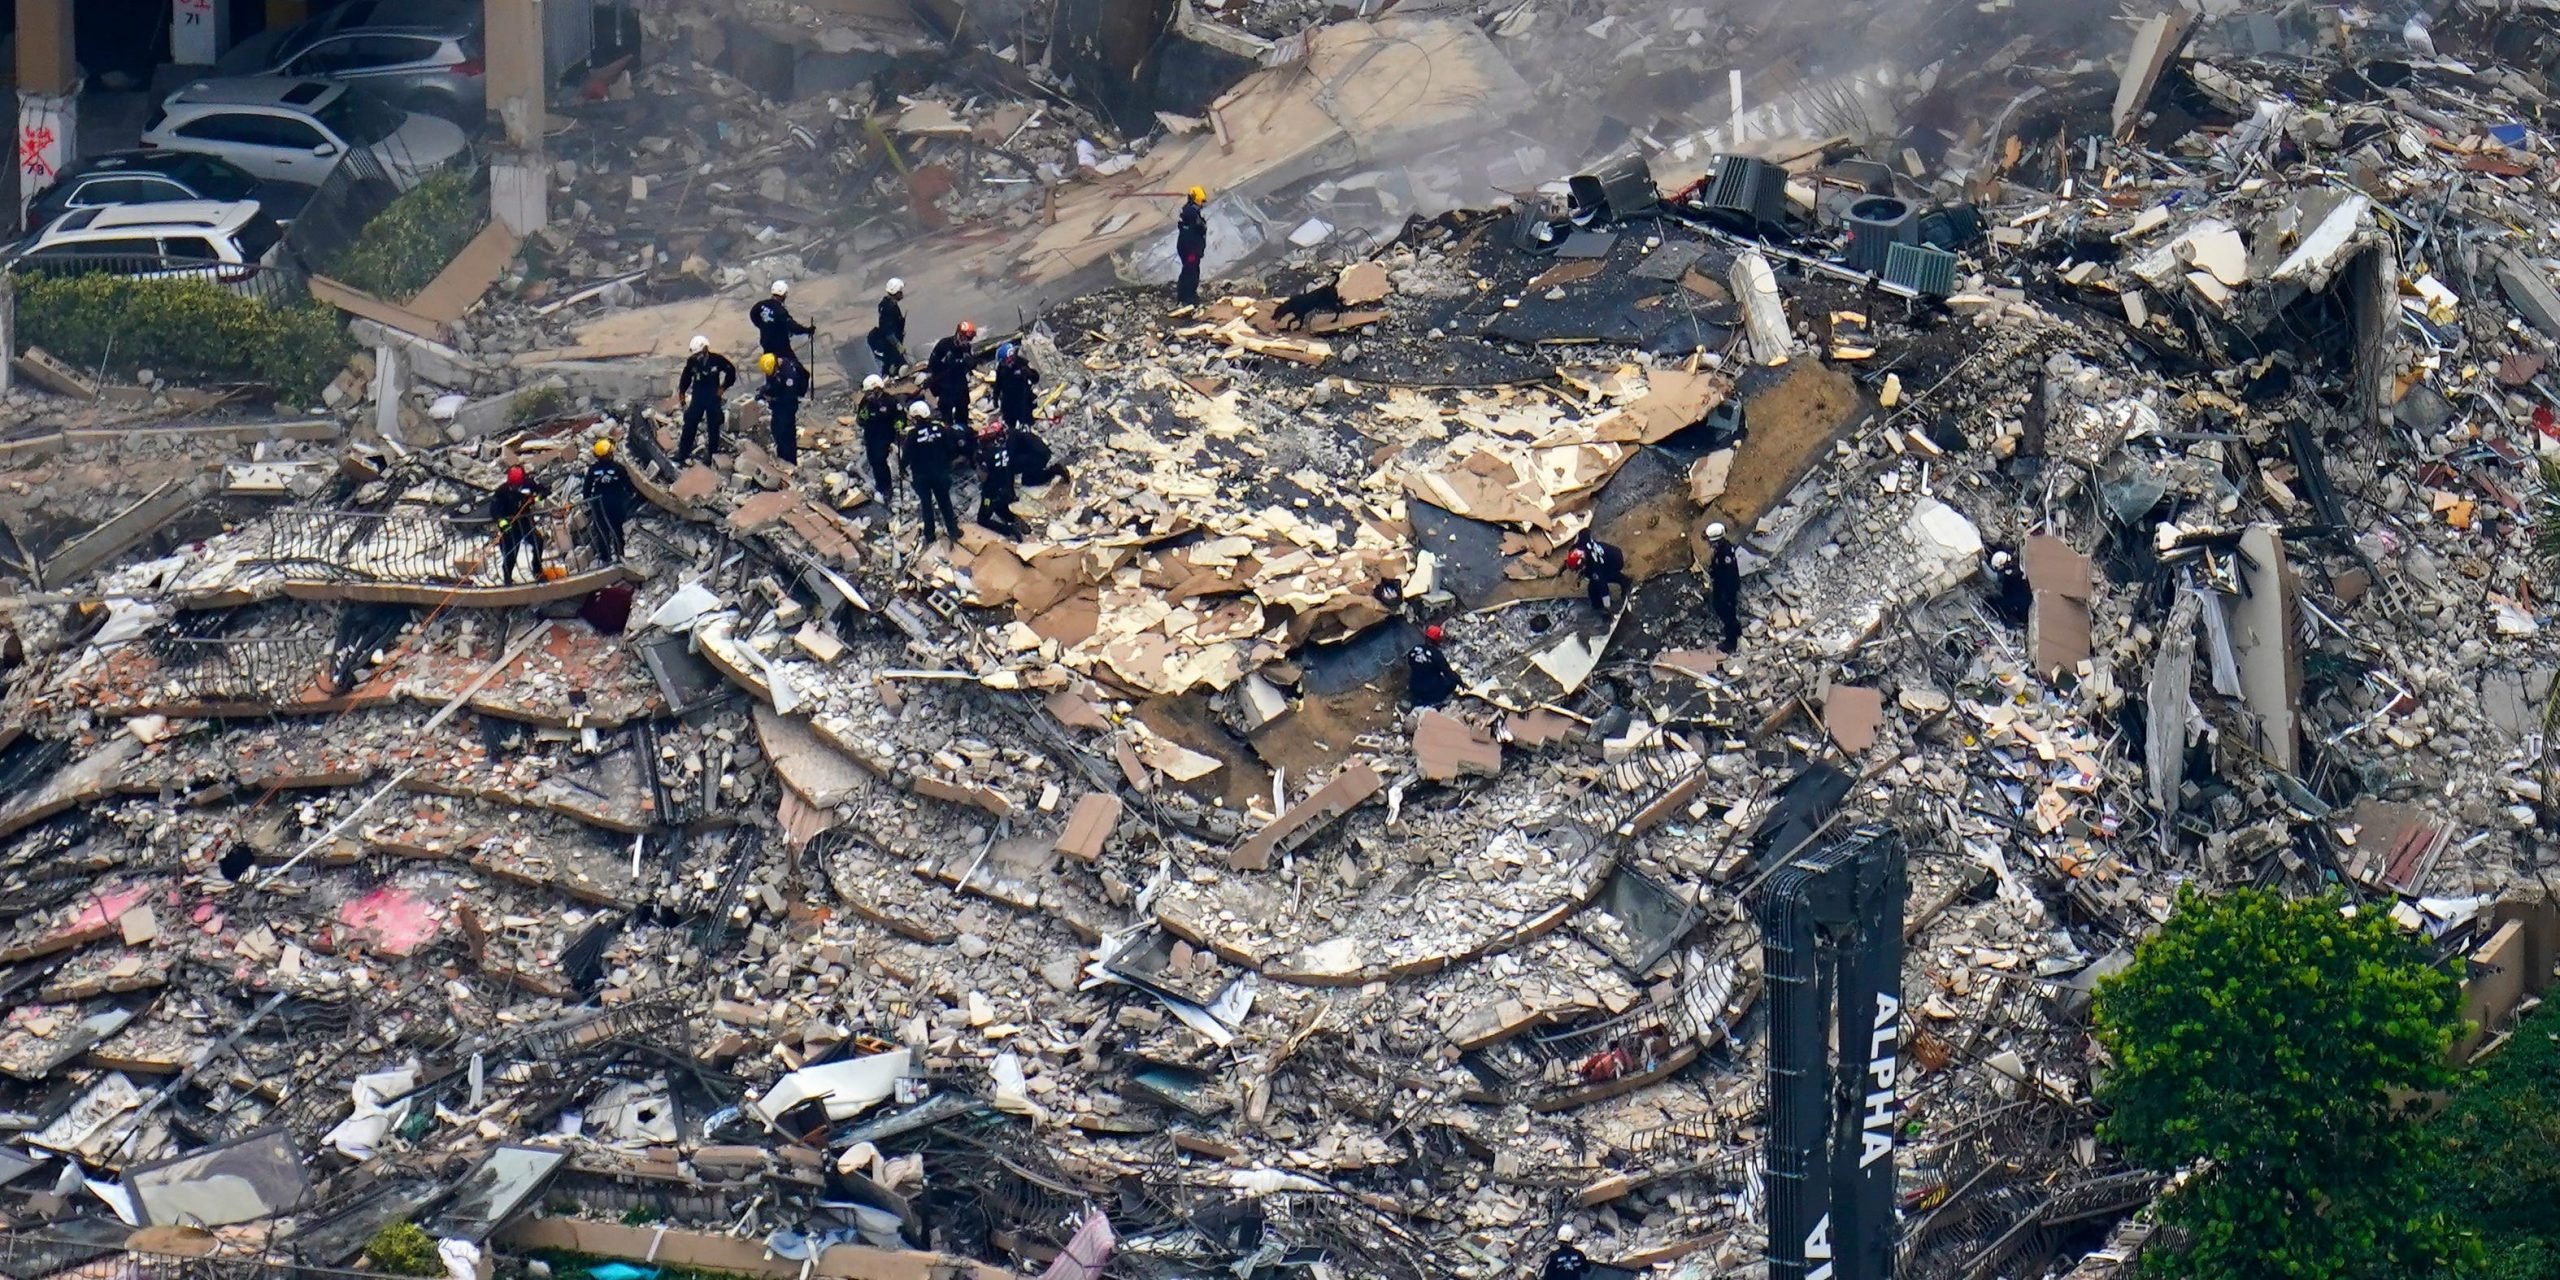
[1565,549,1585,568]
[1423,624,1445,644]
[506,465,527,485]
[958,321,978,338]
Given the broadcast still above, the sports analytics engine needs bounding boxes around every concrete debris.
[15,0,2560,1275]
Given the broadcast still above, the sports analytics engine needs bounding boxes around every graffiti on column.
[19,124,59,183]
[19,97,70,187]
[176,0,216,21]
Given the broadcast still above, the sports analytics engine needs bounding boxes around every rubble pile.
[7,0,2560,1277]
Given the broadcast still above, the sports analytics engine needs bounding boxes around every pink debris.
[64,883,157,936]
[337,886,444,958]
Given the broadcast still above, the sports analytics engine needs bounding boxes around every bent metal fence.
[0,1232,423,1280]
[255,506,517,588]
[290,135,486,282]
[3,249,308,308]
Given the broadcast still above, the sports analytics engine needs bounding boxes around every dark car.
[23,150,309,232]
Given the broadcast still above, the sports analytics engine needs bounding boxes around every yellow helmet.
[592,438,613,458]
[759,352,779,375]
[1188,186,1207,203]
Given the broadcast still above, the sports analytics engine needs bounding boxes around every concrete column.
[171,0,233,67]
[484,0,550,234]
[16,0,79,227]
[373,340,405,443]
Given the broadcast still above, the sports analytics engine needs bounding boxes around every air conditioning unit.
[1698,154,1786,231]
[1842,195,1919,274]
[1883,242,1958,297]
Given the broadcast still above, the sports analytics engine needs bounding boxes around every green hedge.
[325,171,486,301]
[14,272,348,401]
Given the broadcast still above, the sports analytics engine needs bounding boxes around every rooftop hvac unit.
[1698,154,1786,231]
[1568,153,1661,222]
[1883,242,1958,297]
[1842,194,1919,275]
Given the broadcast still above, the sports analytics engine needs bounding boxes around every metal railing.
[4,250,308,306]
[146,631,337,703]
[291,137,487,284]
[256,506,511,586]
[0,1234,419,1280]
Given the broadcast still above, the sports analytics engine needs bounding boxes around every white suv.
[140,77,468,191]
[4,201,291,293]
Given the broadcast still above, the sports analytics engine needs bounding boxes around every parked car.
[213,0,485,125]
[3,201,292,295]
[140,78,469,192]
[23,150,310,232]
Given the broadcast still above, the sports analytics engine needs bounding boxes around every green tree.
[2424,999,2560,1280]
[2092,886,2477,1279]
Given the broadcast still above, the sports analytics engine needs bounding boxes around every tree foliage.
[2423,999,2560,1280]
[323,171,484,301]
[14,272,347,401]
[2093,886,2475,1280]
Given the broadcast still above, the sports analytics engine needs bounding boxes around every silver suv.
[141,78,469,192]
[215,0,485,124]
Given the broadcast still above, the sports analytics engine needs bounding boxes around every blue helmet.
[998,342,1018,361]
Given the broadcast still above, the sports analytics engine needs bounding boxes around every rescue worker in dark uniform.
[1565,530,1629,613]
[1175,186,1209,305]
[756,351,810,466]
[992,342,1041,431]
[1006,421,1069,488]
[673,334,736,468]
[868,277,908,376]
[1706,521,1743,653]
[1541,1227,1592,1280]
[976,423,1023,537]
[1983,545,2033,628]
[582,438,638,564]
[926,321,986,428]
[490,464,552,585]
[1407,624,1459,707]
[903,400,962,549]
[857,374,902,509]
[750,279,814,359]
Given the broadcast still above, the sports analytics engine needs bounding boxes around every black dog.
[1271,283,1347,331]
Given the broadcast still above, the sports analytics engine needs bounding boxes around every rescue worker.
[1564,530,1628,613]
[582,438,637,564]
[1707,522,1743,653]
[868,277,909,375]
[926,321,986,428]
[1175,186,1209,305]
[490,464,552,585]
[1983,545,2032,627]
[750,279,814,359]
[756,351,810,466]
[992,342,1041,431]
[903,400,962,549]
[977,421,1023,537]
[1005,420,1069,488]
[673,334,736,468]
[1407,624,1459,708]
[1541,1227,1592,1280]
[857,374,903,508]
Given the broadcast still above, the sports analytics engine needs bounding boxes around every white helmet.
[771,280,791,296]
[1705,521,1728,540]
[863,374,884,390]
[1990,549,2014,569]
[886,277,905,296]
[688,334,710,354]
[909,400,933,416]
[1558,1226,1578,1244]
